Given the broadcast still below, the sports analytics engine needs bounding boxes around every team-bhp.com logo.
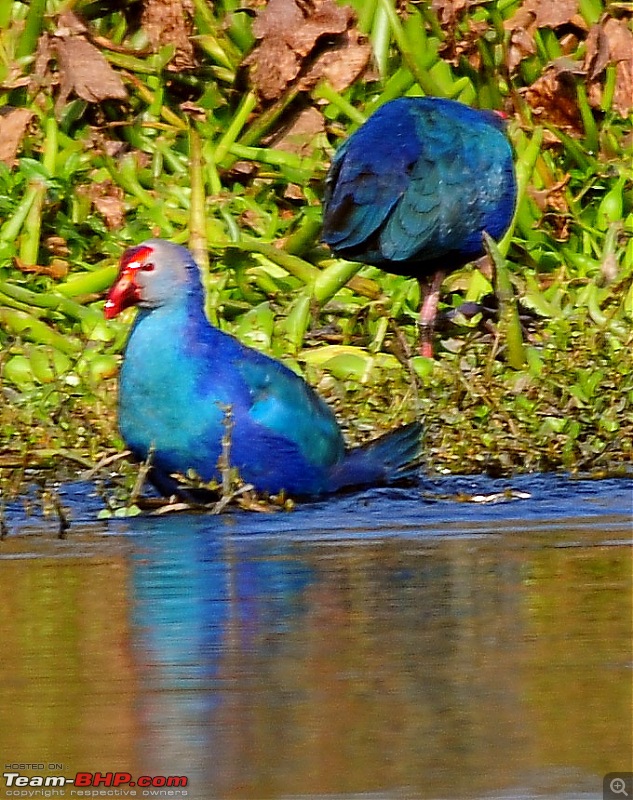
[3,771,188,796]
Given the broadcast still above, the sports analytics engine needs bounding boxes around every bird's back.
[322,97,516,277]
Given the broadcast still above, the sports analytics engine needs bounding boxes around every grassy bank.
[0,0,631,503]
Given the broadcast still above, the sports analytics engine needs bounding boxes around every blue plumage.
[322,97,517,356]
[105,239,422,498]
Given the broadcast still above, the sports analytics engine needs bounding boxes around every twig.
[217,404,235,499]
[52,493,70,539]
[129,446,154,506]
[212,483,255,515]
[80,450,132,480]
[0,502,8,540]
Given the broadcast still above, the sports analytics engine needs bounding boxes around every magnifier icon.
[611,777,629,796]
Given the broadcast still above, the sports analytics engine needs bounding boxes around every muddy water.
[1,475,631,800]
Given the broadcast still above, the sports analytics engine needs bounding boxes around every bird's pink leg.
[418,270,446,358]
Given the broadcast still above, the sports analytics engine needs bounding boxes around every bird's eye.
[141,262,155,272]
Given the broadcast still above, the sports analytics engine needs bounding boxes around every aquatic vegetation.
[0,0,631,500]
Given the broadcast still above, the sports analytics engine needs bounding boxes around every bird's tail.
[327,421,424,492]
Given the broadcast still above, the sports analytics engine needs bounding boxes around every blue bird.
[105,239,422,499]
[322,96,517,357]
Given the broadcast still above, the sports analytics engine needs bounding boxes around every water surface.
[1,474,631,800]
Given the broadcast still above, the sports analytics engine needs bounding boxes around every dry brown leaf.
[55,37,127,110]
[251,0,304,42]
[246,37,299,101]
[239,208,265,234]
[245,0,356,100]
[528,176,571,210]
[299,29,370,93]
[504,2,537,34]
[179,101,207,120]
[141,0,196,71]
[507,27,537,73]
[504,0,582,73]
[532,0,579,29]
[505,0,579,31]
[48,259,70,279]
[289,2,352,56]
[252,0,351,55]
[54,13,127,114]
[56,10,88,35]
[584,22,611,79]
[523,67,581,132]
[0,108,34,167]
[44,236,70,257]
[558,32,582,56]
[230,161,257,180]
[14,257,69,279]
[271,106,325,155]
[284,183,305,201]
[550,57,585,77]
[33,32,54,84]
[432,0,476,27]
[585,16,633,117]
[83,181,126,230]
[440,18,489,69]
[585,78,603,112]
[93,194,126,229]
[528,176,571,240]
[606,18,633,117]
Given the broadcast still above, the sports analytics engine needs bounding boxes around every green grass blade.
[484,232,526,370]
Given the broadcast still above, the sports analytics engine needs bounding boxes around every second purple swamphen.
[322,97,517,357]
[105,239,422,499]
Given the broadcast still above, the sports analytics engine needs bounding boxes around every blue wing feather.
[237,355,344,470]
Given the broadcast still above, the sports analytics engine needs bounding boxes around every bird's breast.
[118,309,225,470]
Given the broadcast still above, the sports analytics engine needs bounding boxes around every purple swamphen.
[322,96,517,357]
[105,239,422,498]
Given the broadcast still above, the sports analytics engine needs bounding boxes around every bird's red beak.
[104,245,153,319]
[104,268,140,319]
